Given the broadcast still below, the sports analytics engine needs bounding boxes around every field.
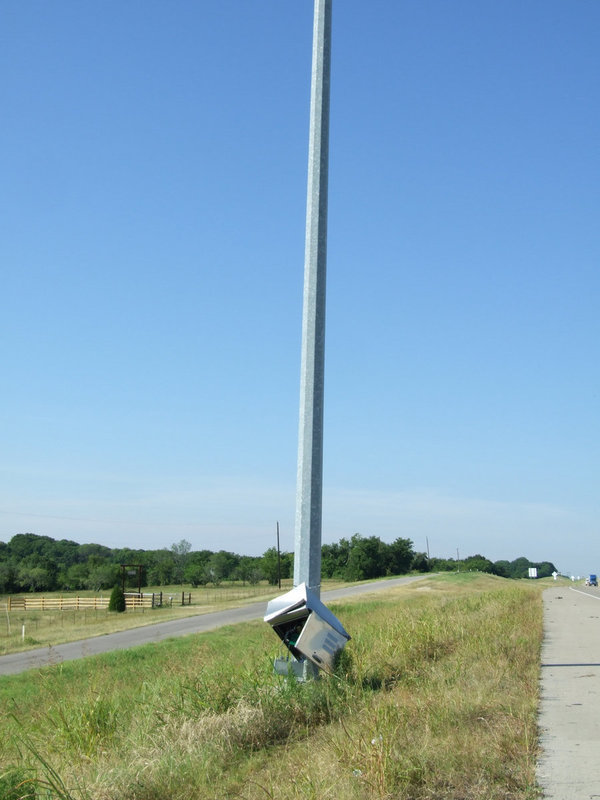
[0,573,544,799]
[0,581,302,655]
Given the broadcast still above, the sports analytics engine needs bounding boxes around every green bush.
[108,584,126,612]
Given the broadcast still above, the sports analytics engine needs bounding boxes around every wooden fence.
[7,592,166,611]
[7,596,109,611]
[163,592,192,606]
[124,592,162,609]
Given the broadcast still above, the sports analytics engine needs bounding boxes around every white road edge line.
[569,587,600,600]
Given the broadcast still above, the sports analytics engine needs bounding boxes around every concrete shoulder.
[537,586,600,799]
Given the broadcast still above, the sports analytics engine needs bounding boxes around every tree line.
[0,532,556,594]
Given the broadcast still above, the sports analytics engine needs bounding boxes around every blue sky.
[1,1,598,575]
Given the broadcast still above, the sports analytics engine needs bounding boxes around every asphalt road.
[0,575,427,677]
[537,585,600,799]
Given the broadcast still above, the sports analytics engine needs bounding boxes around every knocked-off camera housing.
[264,583,350,675]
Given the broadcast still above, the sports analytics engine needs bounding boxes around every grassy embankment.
[1,573,544,799]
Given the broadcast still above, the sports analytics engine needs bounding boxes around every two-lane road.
[0,575,427,677]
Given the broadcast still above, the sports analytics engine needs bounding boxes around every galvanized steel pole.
[293,0,332,597]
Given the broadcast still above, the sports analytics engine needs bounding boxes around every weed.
[46,690,120,757]
[0,767,36,800]
[10,722,90,800]
[2,574,543,800]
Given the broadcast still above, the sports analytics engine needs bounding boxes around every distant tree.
[171,539,193,583]
[183,562,207,587]
[534,561,557,579]
[492,560,511,578]
[463,554,494,573]
[203,564,222,586]
[386,538,415,575]
[0,560,17,593]
[0,531,562,597]
[16,565,52,592]
[85,564,119,592]
[509,557,534,579]
[207,551,239,584]
[411,552,431,572]
[232,555,259,584]
[113,548,146,565]
[345,534,387,581]
[46,538,80,569]
[429,557,459,572]
[78,542,113,562]
[261,547,283,586]
[280,551,293,580]
[321,543,337,579]
[108,584,126,612]
[60,563,89,590]
[247,567,263,585]
[259,548,292,585]
[322,541,350,579]
[147,551,176,585]
[8,533,54,561]
[186,549,213,568]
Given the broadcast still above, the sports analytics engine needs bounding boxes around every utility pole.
[293,0,332,599]
[276,521,281,590]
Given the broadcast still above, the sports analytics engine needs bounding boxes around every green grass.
[0,581,286,655]
[1,579,369,655]
[0,575,412,657]
[0,573,543,799]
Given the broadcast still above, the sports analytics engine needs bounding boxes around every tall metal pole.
[293,0,332,598]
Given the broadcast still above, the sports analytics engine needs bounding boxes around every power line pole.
[276,521,281,590]
[293,0,332,599]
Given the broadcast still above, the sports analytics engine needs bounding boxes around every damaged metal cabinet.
[264,583,350,675]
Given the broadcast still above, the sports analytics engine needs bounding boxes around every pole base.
[273,656,320,682]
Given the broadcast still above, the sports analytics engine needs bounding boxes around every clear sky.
[1,1,598,576]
